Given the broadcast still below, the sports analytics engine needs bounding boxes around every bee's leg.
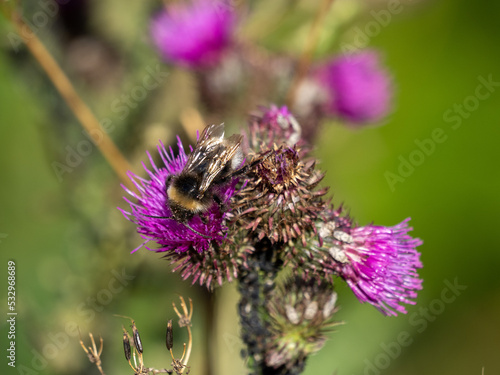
[220,150,272,183]
[140,213,171,219]
[165,174,173,190]
[185,222,212,239]
[178,209,212,239]
[213,194,229,213]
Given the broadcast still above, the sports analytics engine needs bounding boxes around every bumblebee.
[166,123,245,236]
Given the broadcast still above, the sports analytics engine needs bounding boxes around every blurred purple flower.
[248,105,303,150]
[150,0,236,68]
[119,137,237,255]
[315,50,393,124]
[327,218,423,316]
[261,105,294,129]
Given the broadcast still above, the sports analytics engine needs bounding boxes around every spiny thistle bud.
[231,145,328,244]
[265,277,340,370]
[230,106,327,244]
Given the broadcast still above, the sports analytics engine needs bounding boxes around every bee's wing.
[201,123,225,139]
[183,124,243,195]
[198,134,243,194]
[184,124,226,173]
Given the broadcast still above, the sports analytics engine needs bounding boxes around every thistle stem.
[200,292,215,375]
[10,12,137,191]
[286,0,335,107]
[238,240,281,375]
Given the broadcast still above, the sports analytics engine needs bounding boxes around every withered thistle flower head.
[258,146,300,194]
[266,277,339,369]
[120,136,251,289]
[231,144,327,244]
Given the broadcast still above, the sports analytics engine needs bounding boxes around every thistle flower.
[120,137,248,288]
[315,50,393,124]
[332,218,422,315]
[266,277,340,371]
[230,108,327,244]
[231,145,327,244]
[238,240,282,374]
[295,211,423,316]
[150,0,236,69]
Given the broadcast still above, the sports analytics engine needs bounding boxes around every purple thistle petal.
[339,218,423,316]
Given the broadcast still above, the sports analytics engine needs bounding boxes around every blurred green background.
[1,0,500,374]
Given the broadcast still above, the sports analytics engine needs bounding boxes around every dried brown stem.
[79,330,106,375]
[286,0,335,107]
[10,12,137,191]
[172,296,193,374]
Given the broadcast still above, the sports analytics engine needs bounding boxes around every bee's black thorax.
[166,172,214,223]
[173,173,202,200]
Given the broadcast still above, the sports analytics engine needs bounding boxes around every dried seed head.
[122,330,131,361]
[166,320,174,351]
[132,322,143,354]
[258,146,301,194]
